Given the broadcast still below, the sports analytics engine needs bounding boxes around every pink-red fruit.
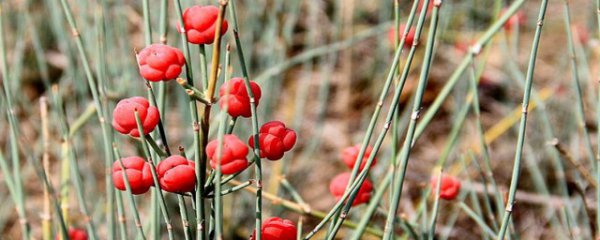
[250,217,297,240]
[329,172,373,206]
[248,121,297,161]
[219,78,262,118]
[137,44,185,82]
[157,155,196,193]
[341,144,377,171]
[182,6,228,44]
[56,228,88,240]
[430,174,461,200]
[112,156,154,195]
[206,135,249,175]
[387,24,415,49]
[112,97,160,137]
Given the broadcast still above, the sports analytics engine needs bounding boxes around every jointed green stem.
[0,6,31,239]
[228,1,264,238]
[145,134,168,157]
[459,202,498,238]
[562,0,595,171]
[177,147,193,240]
[146,85,172,156]
[213,111,229,239]
[115,191,128,240]
[171,0,205,238]
[134,111,174,240]
[55,1,118,239]
[384,2,441,239]
[113,146,147,240]
[142,0,152,44]
[496,1,549,239]
[159,0,168,44]
[305,0,422,237]
[429,169,443,240]
[212,180,253,197]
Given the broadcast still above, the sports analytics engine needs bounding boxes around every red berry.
[387,24,415,49]
[112,97,160,137]
[182,5,228,45]
[157,155,196,193]
[206,135,249,175]
[56,228,88,240]
[503,9,526,32]
[329,172,373,206]
[112,156,154,195]
[137,44,185,82]
[430,174,461,200]
[250,217,297,240]
[248,121,297,161]
[574,24,589,45]
[219,78,262,118]
[341,144,377,171]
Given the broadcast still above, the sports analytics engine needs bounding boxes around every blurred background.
[1,0,600,239]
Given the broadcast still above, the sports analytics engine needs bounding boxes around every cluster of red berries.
[136,6,228,82]
[110,7,299,236]
[329,145,376,206]
[112,155,196,194]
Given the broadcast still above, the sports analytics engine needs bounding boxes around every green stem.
[145,134,168,157]
[112,145,147,240]
[146,84,172,156]
[562,0,595,170]
[228,1,264,238]
[213,180,253,196]
[134,111,174,240]
[142,0,152,44]
[428,170,443,240]
[459,202,498,238]
[496,1,549,238]
[0,6,30,239]
[304,0,422,237]
[115,191,128,240]
[65,140,99,240]
[171,0,204,238]
[214,111,229,239]
[177,148,192,240]
[384,2,441,239]
[159,0,168,44]
[176,78,211,105]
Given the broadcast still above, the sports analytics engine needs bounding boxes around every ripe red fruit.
[182,5,229,45]
[137,44,185,82]
[112,97,160,137]
[219,77,262,118]
[156,155,196,193]
[55,228,88,240]
[248,121,297,161]
[112,156,154,195]
[574,24,589,45]
[341,144,377,171]
[329,172,373,206]
[387,24,415,49]
[206,135,249,175]
[250,217,297,240]
[503,10,526,31]
[430,174,461,200]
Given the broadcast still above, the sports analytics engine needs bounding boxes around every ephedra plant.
[2,0,600,239]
